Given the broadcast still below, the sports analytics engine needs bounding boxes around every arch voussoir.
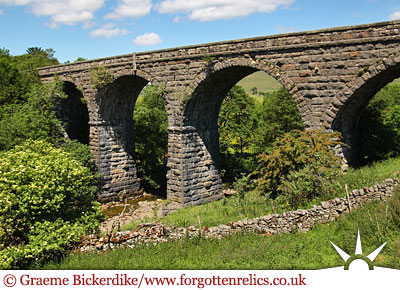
[328,52,400,166]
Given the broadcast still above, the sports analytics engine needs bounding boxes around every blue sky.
[1,0,400,63]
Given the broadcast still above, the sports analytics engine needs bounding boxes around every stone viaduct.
[38,20,400,206]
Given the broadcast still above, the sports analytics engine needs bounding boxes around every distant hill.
[237,71,282,95]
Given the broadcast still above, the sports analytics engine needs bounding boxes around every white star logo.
[330,230,387,270]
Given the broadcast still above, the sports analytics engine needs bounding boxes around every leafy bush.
[280,157,341,208]
[0,140,103,269]
[232,173,258,215]
[255,129,343,200]
[89,65,114,89]
[62,140,97,172]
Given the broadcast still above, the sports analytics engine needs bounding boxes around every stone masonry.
[38,20,400,206]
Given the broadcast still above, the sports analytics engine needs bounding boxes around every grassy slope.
[41,187,400,270]
[132,157,400,229]
[237,71,282,95]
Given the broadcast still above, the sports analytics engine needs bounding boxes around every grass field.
[115,157,400,230]
[40,186,400,270]
[237,71,282,95]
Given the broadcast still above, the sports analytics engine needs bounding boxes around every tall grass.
[40,187,400,270]
[120,157,400,229]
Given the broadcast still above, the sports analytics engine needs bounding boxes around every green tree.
[0,50,27,105]
[0,47,59,105]
[74,57,87,62]
[219,85,257,154]
[0,47,94,173]
[15,47,59,70]
[253,87,303,153]
[359,83,400,163]
[0,81,66,151]
[134,85,168,193]
[384,105,400,142]
[12,47,59,87]
[218,85,258,181]
[0,48,100,269]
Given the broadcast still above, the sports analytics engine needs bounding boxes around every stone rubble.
[100,199,164,233]
[78,178,398,253]
[99,188,235,232]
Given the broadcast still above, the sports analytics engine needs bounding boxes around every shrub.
[255,129,343,201]
[280,157,341,208]
[0,140,103,269]
[89,65,113,89]
[220,152,258,182]
[62,140,97,172]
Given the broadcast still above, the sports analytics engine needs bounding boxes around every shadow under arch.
[95,74,149,201]
[184,65,259,166]
[179,62,294,205]
[332,61,400,167]
[60,81,89,144]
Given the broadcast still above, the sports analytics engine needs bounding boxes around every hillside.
[237,71,282,95]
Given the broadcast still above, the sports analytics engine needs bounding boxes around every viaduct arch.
[38,20,400,206]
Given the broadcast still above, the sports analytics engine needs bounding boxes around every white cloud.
[90,23,129,38]
[0,9,4,15]
[0,0,32,4]
[389,11,400,20]
[277,25,296,33]
[0,0,105,26]
[133,32,162,46]
[156,0,295,21]
[105,0,151,20]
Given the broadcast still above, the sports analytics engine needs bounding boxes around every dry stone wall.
[79,178,398,252]
[38,20,400,206]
